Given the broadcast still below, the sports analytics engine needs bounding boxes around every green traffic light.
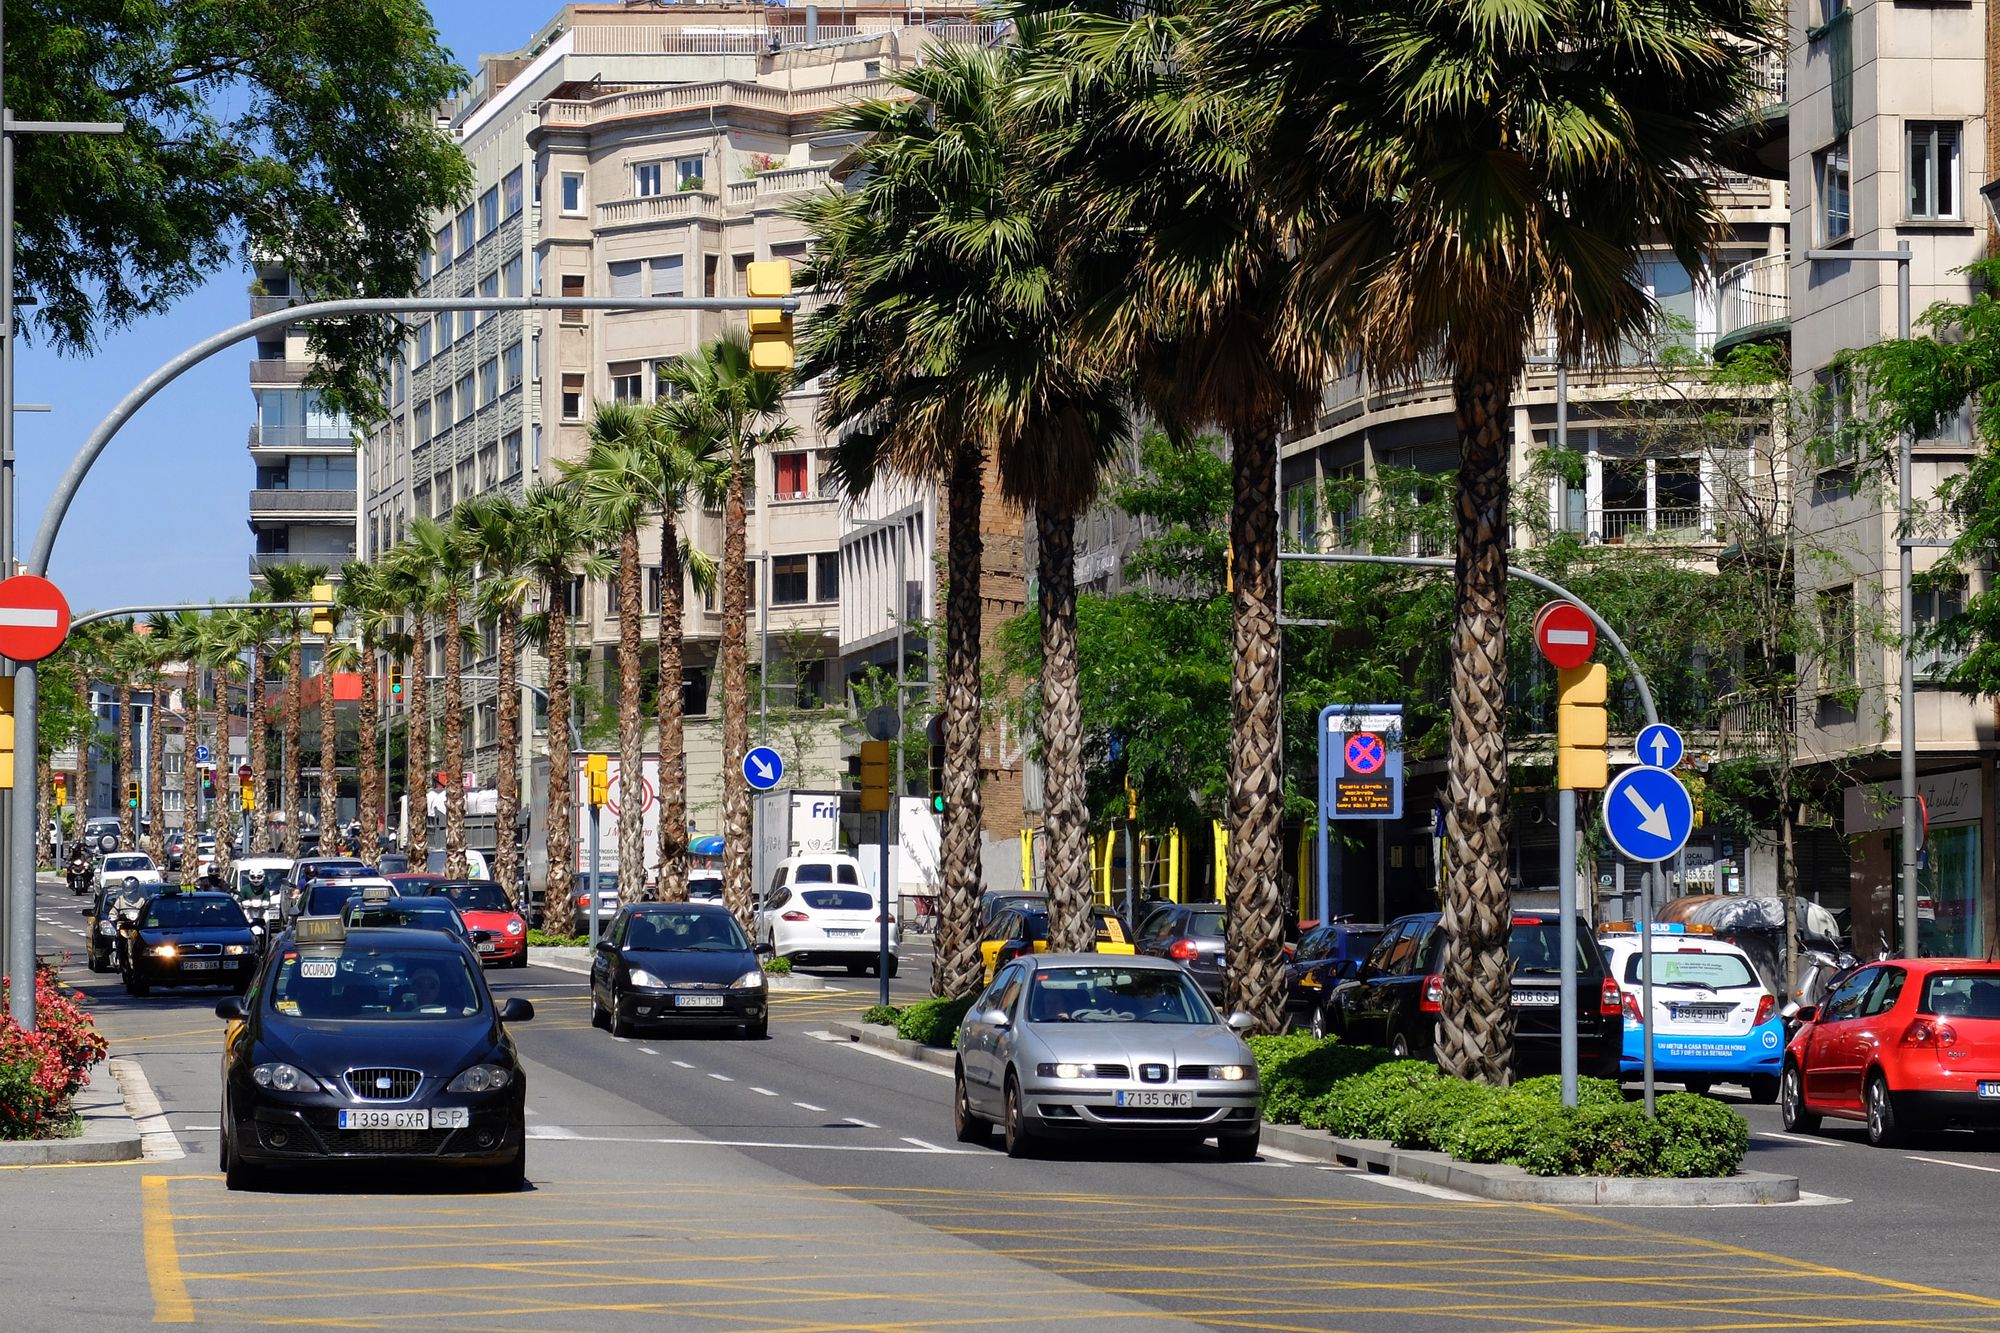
[931,794,945,814]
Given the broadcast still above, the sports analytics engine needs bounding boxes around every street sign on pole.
[1602,765,1695,863]
[1316,705,1404,925]
[743,746,784,791]
[1534,600,1596,670]
[0,573,69,662]
[194,745,211,765]
[1634,723,1684,772]
[238,763,252,780]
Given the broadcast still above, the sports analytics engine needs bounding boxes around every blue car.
[1600,926,1784,1102]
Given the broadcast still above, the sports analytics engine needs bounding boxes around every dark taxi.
[216,920,532,1191]
[121,888,262,996]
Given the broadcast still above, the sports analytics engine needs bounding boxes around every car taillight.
[1622,990,1644,1023]
[1904,1019,1959,1048]
[1420,975,1443,1013]
[1753,994,1776,1027]
[781,911,810,922]
[1601,977,1623,1015]
[1168,938,1201,962]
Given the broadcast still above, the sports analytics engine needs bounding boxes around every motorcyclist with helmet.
[65,842,94,895]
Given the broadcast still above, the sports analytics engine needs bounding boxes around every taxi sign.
[294,917,348,943]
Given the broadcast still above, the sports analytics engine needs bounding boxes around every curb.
[526,946,830,991]
[827,1020,955,1068]
[0,1062,143,1167]
[1318,1134,1800,1205]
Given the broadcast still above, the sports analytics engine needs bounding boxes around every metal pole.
[1558,788,1578,1107]
[1315,765,1330,928]
[878,810,891,1007]
[757,552,768,744]
[1124,821,1136,929]
[1896,244,1919,962]
[5,664,31,1024]
[588,803,601,954]
[1639,865,1657,1117]
[893,536,905,930]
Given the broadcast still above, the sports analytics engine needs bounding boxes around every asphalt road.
[13,875,2000,1331]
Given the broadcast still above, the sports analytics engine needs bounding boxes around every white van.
[757,854,899,975]
[230,857,295,934]
[425,848,491,880]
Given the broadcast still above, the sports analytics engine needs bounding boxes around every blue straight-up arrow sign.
[1634,723,1684,772]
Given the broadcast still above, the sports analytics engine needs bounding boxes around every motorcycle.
[65,851,93,895]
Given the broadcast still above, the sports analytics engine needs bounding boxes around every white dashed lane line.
[707,1072,733,1082]
[751,1086,778,1096]
[671,1060,695,1069]
[843,1116,879,1129]
[638,1047,660,1055]
[794,1101,825,1112]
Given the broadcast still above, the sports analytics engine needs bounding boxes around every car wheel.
[1309,1003,1330,1042]
[610,999,635,1039]
[488,1143,526,1192]
[1779,1064,1818,1133]
[510,950,529,969]
[125,973,149,998]
[1747,1075,1780,1106]
[1389,1031,1412,1060]
[1216,1129,1259,1162]
[886,956,900,979]
[222,1125,263,1192]
[87,947,108,975]
[953,1066,990,1145]
[1866,1073,1903,1148]
[847,961,867,977]
[1681,1078,1713,1097]
[589,989,610,1030]
[1003,1073,1036,1159]
[744,1019,769,1040]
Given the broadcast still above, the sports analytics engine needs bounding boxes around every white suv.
[757,854,899,976]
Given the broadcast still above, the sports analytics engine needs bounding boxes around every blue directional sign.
[1634,723,1684,772]
[1602,764,1695,863]
[194,745,211,765]
[743,746,784,791]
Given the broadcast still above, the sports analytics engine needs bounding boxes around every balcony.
[249,358,314,385]
[249,549,353,578]
[1714,254,1790,356]
[596,191,719,230]
[539,77,899,131]
[250,294,300,319]
[725,164,834,209]
[248,488,356,519]
[1716,46,1788,180]
[1557,507,1709,545]
[247,424,355,451]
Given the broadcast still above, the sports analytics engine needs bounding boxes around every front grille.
[343,1068,423,1101]
[173,942,222,957]
[1084,1064,1129,1079]
[1177,1065,1211,1081]
[339,1128,454,1154]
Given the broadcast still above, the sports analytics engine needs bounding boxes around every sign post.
[1603,763,1695,1117]
[1315,706,1403,925]
[1539,601,1606,1107]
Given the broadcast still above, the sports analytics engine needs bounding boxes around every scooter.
[65,852,93,895]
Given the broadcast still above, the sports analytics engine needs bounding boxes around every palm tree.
[160,612,206,877]
[104,621,145,849]
[204,612,250,883]
[262,562,326,858]
[65,622,110,828]
[659,336,795,931]
[408,517,477,879]
[562,404,661,905]
[340,562,392,872]
[520,481,610,934]
[1187,0,1760,1075]
[137,622,172,867]
[378,545,433,862]
[460,495,536,907]
[243,602,276,854]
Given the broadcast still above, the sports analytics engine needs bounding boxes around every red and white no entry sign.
[0,574,71,663]
[1534,600,1596,670]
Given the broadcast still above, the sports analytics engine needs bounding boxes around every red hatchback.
[1781,958,2000,1146]
[394,876,528,969]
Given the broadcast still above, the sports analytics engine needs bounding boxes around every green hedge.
[762,955,793,976]
[861,1004,902,1027]
[894,995,977,1048]
[1247,1033,1394,1126]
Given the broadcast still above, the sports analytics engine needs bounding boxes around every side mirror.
[596,938,616,952]
[1794,1005,1818,1025]
[1226,1011,1256,1033]
[982,1008,1012,1028]
[754,941,774,956]
[499,997,535,1023]
[215,997,246,1021]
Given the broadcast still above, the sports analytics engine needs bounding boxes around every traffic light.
[202,770,215,800]
[0,678,14,791]
[926,716,945,815]
[239,780,255,812]
[310,583,335,637]
[390,666,404,697]
[52,772,66,807]
[585,753,609,808]
[745,260,795,373]
[1124,773,1138,823]
[125,779,140,808]
[858,739,890,814]
[1556,663,1609,791]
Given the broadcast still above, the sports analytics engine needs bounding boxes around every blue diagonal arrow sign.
[1602,765,1694,863]
[743,746,784,791]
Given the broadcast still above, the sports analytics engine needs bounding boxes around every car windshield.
[105,856,151,872]
[235,869,291,897]
[269,946,483,1020]
[1509,919,1599,976]
[1921,972,2000,1019]
[625,910,749,951]
[1623,951,1757,989]
[309,863,372,879]
[801,889,874,912]
[435,882,510,912]
[1027,966,1214,1024]
[304,882,362,916]
[351,901,461,933]
[146,897,249,929]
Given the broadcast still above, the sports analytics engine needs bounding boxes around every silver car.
[953,953,1262,1159]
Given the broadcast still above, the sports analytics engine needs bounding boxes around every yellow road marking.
[142,1175,194,1323]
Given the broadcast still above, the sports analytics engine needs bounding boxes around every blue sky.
[18,1,557,616]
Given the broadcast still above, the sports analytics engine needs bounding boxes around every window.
[458,307,476,339]
[773,452,808,499]
[478,186,500,236]
[608,259,643,297]
[1815,366,1857,465]
[435,222,453,269]
[531,424,542,470]
[683,666,710,716]
[610,362,642,402]
[633,161,664,197]
[477,701,498,747]
[501,342,522,392]
[418,249,432,283]
[478,357,499,406]
[561,374,584,421]
[436,468,454,511]
[703,255,718,298]
[455,373,475,422]
[1914,580,1967,681]
[561,273,584,324]
[436,310,453,352]
[771,555,809,605]
[732,253,751,295]
[1907,121,1961,221]
[1816,139,1851,243]
[606,577,622,617]
[503,430,522,478]
[502,167,524,219]
[456,456,474,498]
[1820,0,1847,22]
[391,359,406,407]
[414,322,431,366]
[455,206,474,253]
[815,553,840,603]
[477,271,498,322]
[1818,585,1857,692]
[479,442,498,489]
[433,385,453,426]
[414,401,432,442]
[646,567,664,615]
[675,156,704,189]
[560,171,583,215]
[649,255,684,296]
[501,255,523,298]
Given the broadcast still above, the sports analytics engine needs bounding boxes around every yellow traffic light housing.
[240,780,255,812]
[0,677,13,790]
[745,260,795,373]
[1556,663,1609,791]
[52,771,67,807]
[390,666,404,697]
[858,739,890,814]
[585,753,609,808]
[310,583,336,637]
[125,779,140,808]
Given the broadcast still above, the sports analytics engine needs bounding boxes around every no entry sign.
[1534,600,1596,670]
[0,575,71,662]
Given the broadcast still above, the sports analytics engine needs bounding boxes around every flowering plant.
[0,967,108,1139]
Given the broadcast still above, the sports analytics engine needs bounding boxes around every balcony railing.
[247,424,355,449]
[596,192,719,227]
[249,359,315,385]
[1558,507,1707,542]
[249,549,353,577]
[249,488,356,516]
[725,164,834,207]
[539,77,899,129]
[1715,253,1790,347]
[250,294,300,319]
[1717,689,1788,754]
[1749,45,1786,106]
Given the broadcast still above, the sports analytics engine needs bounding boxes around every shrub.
[1517,1101,1668,1177]
[1248,1034,1393,1125]
[1510,1073,1625,1108]
[1443,1093,1566,1166]
[761,955,792,976]
[894,995,977,1048]
[0,969,107,1141]
[1652,1092,1752,1177]
[1313,1060,1444,1138]
[1384,1077,1501,1151]
[526,929,588,948]
[860,1004,902,1027]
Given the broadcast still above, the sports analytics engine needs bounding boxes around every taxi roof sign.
[294,916,348,944]
[1598,921,1710,936]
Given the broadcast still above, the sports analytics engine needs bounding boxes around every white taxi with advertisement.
[1600,922,1784,1102]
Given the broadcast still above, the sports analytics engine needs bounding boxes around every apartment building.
[247,261,360,585]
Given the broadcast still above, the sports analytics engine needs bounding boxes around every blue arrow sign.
[194,745,211,765]
[743,746,784,791]
[1634,723,1684,772]
[1602,765,1695,863]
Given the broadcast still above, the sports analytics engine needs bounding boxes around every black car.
[339,894,480,950]
[976,890,1047,938]
[1329,910,1620,1077]
[285,875,388,929]
[122,889,262,996]
[216,924,532,1192]
[590,902,772,1039]
[1132,901,1228,1000]
[1284,922,1386,1037]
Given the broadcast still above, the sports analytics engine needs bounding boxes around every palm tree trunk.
[283,631,303,859]
[720,447,753,931]
[656,523,689,903]
[357,644,380,869]
[36,757,50,866]
[145,686,167,867]
[1036,509,1094,954]
[71,660,91,824]
[318,662,339,855]
[117,683,137,847]
[249,642,269,854]
[1436,373,1516,1085]
[1223,424,1287,1034]
[494,612,520,907]
[181,666,201,878]
[935,446,987,999]
[211,667,234,883]
[404,613,428,859]
[615,526,646,903]
[443,588,466,879]
[543,588,576,935]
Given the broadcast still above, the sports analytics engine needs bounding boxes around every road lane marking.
[110,1057,185,1162]
[1757,1131,1841,1147]
[638,1047,659,1055]
[1907,1154,2000,1174]
[142,1175,193,1323]
[794,1101,826,1111]
[899,1136,948,1152]
[751,1086,778,1096]
[707,1072,733,1082]
[834,1037,954,1079]
[843,1116,878,1128]
[670,1060,695,1069]
[520,1131,979,1155]
[525,1125,581,1139]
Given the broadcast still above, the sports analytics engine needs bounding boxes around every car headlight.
[1036,1063,1105,1079]
[152,944,178,959]
[731,970,765,989]
[251,1062,319,1093]
[98,921,115,935]
[505,919,524,936]
[447,1064,514,1093]
[224,944,249,956]
[627,968,667,988]
[1213,1064,1251,1082]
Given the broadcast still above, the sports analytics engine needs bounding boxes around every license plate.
[1980,1081,2000,1100]
[826,928,862,938]
[1115,1090,1192,1108]
[674,994,725,1008]
[1511,991,1559,1007]
[339,1109,428,1130]
[477,942,497,953]
[181,960,218,971]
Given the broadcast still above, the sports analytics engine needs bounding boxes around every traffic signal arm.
[1556,663,1609,790]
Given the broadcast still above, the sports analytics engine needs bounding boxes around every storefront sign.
[1842,769,1982,834]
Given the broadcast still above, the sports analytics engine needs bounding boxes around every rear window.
[793,863,860,885]
[435,882,509,912]
[1507,919,1601,977]
[305,882,360,916]
[1922,972,2000,1019]
[1184,910,1224,938]
[1623,951,1757,989]
[105,856,151,872]
[801,889,874,911]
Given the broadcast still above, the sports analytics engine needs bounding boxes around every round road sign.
[1535,600,1596,670]
[0,574,71,663]
[1344,732,1386,775]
